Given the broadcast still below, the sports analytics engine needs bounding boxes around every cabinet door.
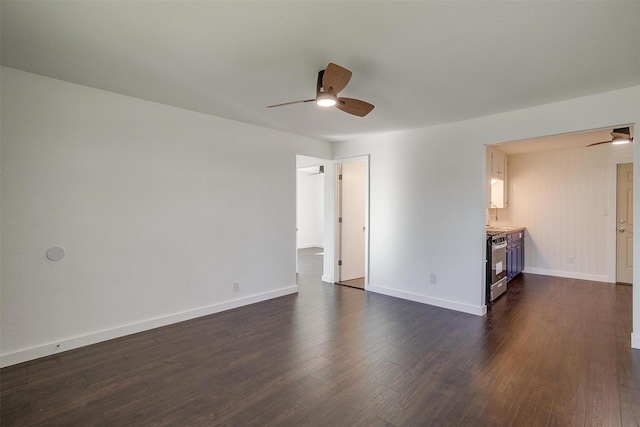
[502,153,508,207]
[486,149,493,209]
[493,150,505,180]
[518,241,525,274]
[488,149,507,208]
[506,245,514,282]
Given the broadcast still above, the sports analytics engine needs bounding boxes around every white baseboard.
[368,284,486,316]
[523,267,610,283]
[632,333,640,350]
[0,285,298,368]
[321,275,333,283]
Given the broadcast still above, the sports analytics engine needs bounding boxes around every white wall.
[333,86,640,349]
[296,170,324,248]
[503,144,632,282]
[0,67,332,366]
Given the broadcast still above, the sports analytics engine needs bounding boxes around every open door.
[336,161,367,288]
[616,163,633,284]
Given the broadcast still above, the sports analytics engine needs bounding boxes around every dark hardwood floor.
[2,247,639,426]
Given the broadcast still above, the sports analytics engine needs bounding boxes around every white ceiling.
[2,1,639,144]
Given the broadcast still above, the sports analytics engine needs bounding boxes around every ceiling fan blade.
[586,140,611,147]
[267,99,315,108]
[336,97,374,117]
[322,63,352,95]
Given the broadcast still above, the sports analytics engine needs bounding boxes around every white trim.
[297,244,324,249]
[321,275,334,283]
[632,332,640,350]
[368,284,487,316]
[522,268,610,283]
[0,286,298,368]
[322,161,336,283]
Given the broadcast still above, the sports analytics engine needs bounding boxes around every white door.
[339,161,366,281]
[616,163,633,284]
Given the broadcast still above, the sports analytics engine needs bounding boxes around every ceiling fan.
[587,127,634,147]
[267,63,375,117]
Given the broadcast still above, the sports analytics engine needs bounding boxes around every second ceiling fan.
[587,127,634,147]
[267,63,375,117]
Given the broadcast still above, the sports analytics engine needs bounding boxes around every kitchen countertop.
[486,226,526,234]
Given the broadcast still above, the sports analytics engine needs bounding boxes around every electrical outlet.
[233,282,240,292]
[568,256,574,264]
[429,273,437,284]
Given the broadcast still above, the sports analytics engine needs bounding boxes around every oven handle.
[492,242,507,250]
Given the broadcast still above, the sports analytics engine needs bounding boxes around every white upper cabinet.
[487,147,508,208]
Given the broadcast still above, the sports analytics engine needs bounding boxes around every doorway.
[296,156,327,280]
[616,163,633,284]
[479,123,636,350]
[485,125,634,287]
[336,159,368,289]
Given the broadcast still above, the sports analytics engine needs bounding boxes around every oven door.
[491,241,507,284]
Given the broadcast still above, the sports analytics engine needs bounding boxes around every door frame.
[334,155,370,289]
[609,157,634,283]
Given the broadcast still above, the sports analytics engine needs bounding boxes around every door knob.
[618,227,626,233]
[619,219,626,224]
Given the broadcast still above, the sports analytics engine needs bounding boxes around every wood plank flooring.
[2,247,639,426]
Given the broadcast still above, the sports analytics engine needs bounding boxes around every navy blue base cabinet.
[506,231,525,282]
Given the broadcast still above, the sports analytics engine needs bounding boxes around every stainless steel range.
[486,231,507,302]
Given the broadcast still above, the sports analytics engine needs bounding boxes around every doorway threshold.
[335,277,365,290]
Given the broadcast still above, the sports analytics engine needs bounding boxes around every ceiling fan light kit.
[611,136,631,145]
[267,63,374,117]
[316,93,337,107]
